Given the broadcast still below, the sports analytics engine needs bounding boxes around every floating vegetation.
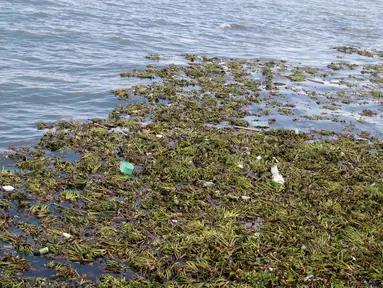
[145,54,161,60]
[328,62,359,71]
[0,51,382,286]
[287,67,307,82]
[360,109,378,117]
[334,46,383,58]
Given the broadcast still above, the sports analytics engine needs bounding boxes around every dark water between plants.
[1,0,383,151]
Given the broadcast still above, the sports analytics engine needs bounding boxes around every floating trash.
[143,129,151,134]
[254,232,261,237]
[34,247,49,255]
[273,157,279,163]
[256,156,262,160]
[2,186,15,192]
[203,182,215,187]
[63,233,72,238]
[247,171,258,180]
[140,120,152,127]
[248,120,270,128]
[109,127,130,134]
[238,164,244,169]
[241,196,251,200]
[305,274,314,281]
[120,161,135,175]
[39,247,49,255]
[271,165,285,184]
[156,134,163,138]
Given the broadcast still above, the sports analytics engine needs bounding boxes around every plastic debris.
[120,161,135,175]
[34,247,49,255]
[40,247,49,255]
[140,120,151,127]
[171,219,179,224]
[295,128,299,135]
[254,232,261,237]
[356,137,368,142]
[307,78,325,84]
[271,165,285,184]
[238,164,244,169]
[247,171,258,179]
[9,249,17,256]
[256,156,262,160]
[234,126,262,132]
[110,127,130,134]
[203,182,215,187]
[156,134,163,138]
[2,186,15,192]
[241,196,251,200]
[63,233,72,238]
[305,274,314,281]
[248,120,270,128]
[273,157,279,163]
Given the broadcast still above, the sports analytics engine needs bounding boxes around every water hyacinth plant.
[0,52,382,287]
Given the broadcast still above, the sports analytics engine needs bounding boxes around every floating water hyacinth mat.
[0,53,382,287]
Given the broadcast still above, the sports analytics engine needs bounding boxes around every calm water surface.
[1,0,382,151]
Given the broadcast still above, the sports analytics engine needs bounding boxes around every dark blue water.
[1,0,383,151]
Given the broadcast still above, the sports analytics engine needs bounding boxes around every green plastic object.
[39,247,49,255]
[120,161,134,175]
